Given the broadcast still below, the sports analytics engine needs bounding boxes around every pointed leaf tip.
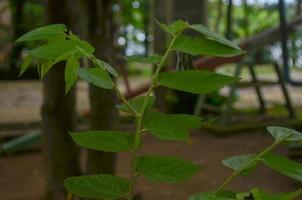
[65,56,80,94]
[70,130,134,152]
[157,70,239,95]
[267,126,302,142]
[16,24,67,43]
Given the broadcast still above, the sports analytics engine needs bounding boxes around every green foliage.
[29,40,75,60]
[157,70,239,94]
[248,188,302,200]
[126,54,162,64]
[77,68,113,89]
[19,20,302,200]
[159,20,242,57]
[267,126,302,142]
[189,24,241,51]
[157,20,190,36]
[143,111,201,140]
[64,174,130,199]
[222,154,256,175]
[117,96,155,113]
[19,55,33,77]
[262,153,302,182]
[190,126,302,199]
[136,155,201,183]
[65,56,79,93]
[94,58,119,78]
[29,39,93,60]
[70,131,134,152]
[173,35,242,57]
[16,24,67,43]
[40,60,53,79]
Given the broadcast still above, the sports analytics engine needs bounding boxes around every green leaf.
[19,55,33,77]
[48,34,66,43]
[157,70,239,95]
[95,59,119,78]
[77,68,113,89]
[29,40,77,60]
[117,96,156,113]
[136,155,201,183]
[143,111,201,140]
[167,20,190,35]
[64,174,129,200]
[172,35,242,57]
[70,131,134,152]
[16,24,67,43]
[70,37,95,56]
[40,60,53,79]
[222,154,257,175]
[189,192,235,200]
[236,192,253,200]
[267,126,302,142]
[69,32,95,57]
[262,153,302,182]
[126,54,162,64]
[190,24,241,51]
[65,56,79,94]
[156,20,170,34]
[157,20,189,35]
[275,189,302,200]
[249,188,302,200]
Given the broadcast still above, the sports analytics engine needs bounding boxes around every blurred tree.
[42,0,80,199]
[9,0,25,72]
[78,0,119,175]
[121,0,150,56]
[171,0,208,114]
[214,0,223,34]
[151,0,173,111]
[151,0,208,113]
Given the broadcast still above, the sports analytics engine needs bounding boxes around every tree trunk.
[173,0,208,25]
[214,0,223,33]
[173,0,208,114]
[42,1,80,199]
[78,0,118,175]
[9,0,25,72]
[151,0,174,111]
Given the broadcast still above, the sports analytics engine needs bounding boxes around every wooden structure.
[123,15,302,99]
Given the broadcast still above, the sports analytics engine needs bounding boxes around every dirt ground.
[0,130,297,200]
[1,80,302,200]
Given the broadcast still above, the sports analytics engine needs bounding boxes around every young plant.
[21,20,302,200]
[190,126,302,200]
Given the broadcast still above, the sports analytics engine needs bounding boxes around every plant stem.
[216,138,287,193]
[127,118,140,200]
[126,34,179,200]
[138,34,178,119]
[114,85,139,116]
[81,51,138,117]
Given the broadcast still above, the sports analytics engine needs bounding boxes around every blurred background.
[1,0,302,200]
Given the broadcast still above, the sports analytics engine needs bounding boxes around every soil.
[0,80,301,200]
[0,130,298,200]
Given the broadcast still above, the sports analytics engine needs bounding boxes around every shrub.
[17,20,302,200]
